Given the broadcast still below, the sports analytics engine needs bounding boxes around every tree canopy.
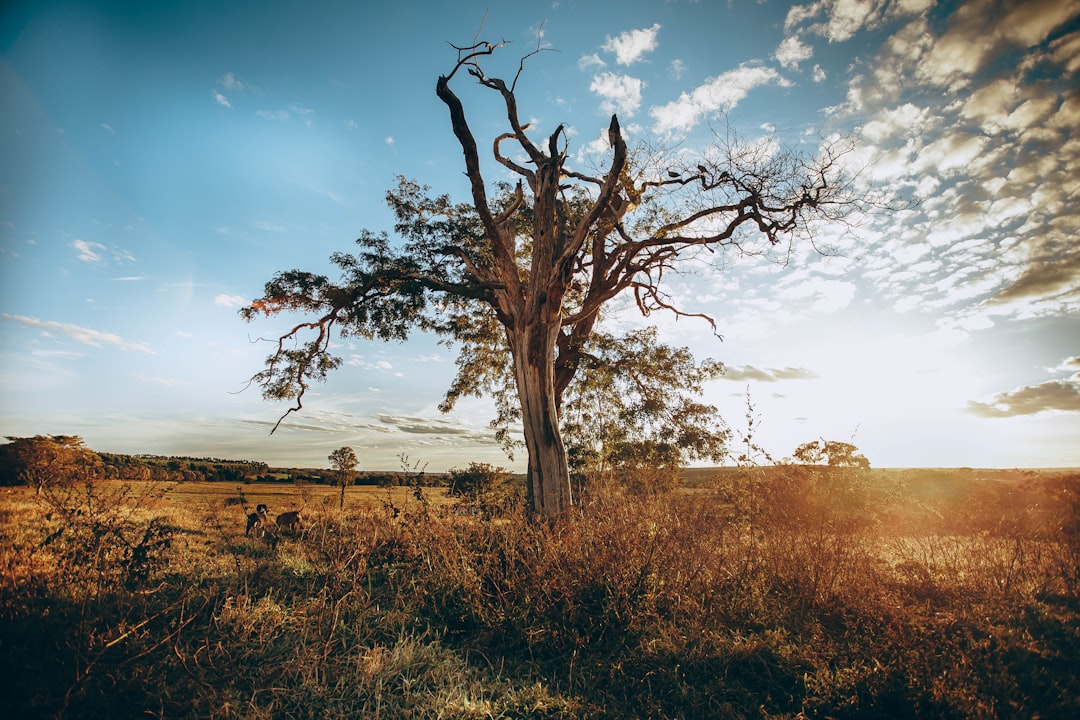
[243,38,859,517]
[329,446,359,510]
[1,435,101,492]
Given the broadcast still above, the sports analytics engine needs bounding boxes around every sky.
[2,0,1078,472]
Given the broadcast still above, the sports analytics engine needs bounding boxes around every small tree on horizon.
[243,37,864,519]
[328,446,359,511]
[792,439,871,469]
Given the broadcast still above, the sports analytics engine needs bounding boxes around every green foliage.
[329,445,360,510]
[792,438,871,469]
[561,327,729,495]
[0,435,102,490]
[446,462,512,501]
[605,440,682,496]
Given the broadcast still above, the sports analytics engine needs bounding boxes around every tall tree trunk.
[509,320,573,517]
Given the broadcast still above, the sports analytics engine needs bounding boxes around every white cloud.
[916,0,1080,90]
[785,2,825,33]
[669,58,686,79]
[824,0,884,42]
[575,128,614,161]
[650,65,782,136]
[590,72,643,117]
[578,53,605,70]
[71,239,105,263]
[213,92,231,108]
[968,379,1080,417]
[602,23,661,65]
[2,313,153,353]
[345,356,394,371]
[812,64,827,82]
[213,294,248,308]
[385,136,395,145]
[775,35,814,69]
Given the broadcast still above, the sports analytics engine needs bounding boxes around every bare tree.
[243,39,860,518]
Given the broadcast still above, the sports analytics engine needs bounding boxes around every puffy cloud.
[602,23,661,65]
[786,0,927,43]
[213,294,248,308]
[967,379,1080,417]
[775,34,814,69]
[2,313,153,353]
[785,2,825,33]
[917,0,1080,89]
[212,91,231,108]
[1049,30,1080,73]
[823,0,886,42]
[650,65,782,136]
[988,255,1080,305]
[833,0,1080,327]
[578,53,605,71]
[590,72,643,117]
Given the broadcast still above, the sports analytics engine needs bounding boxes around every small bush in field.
[445,462,519,514]
[38,479,174,594]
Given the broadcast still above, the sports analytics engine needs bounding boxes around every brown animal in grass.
[276,510,302,534]
[246,504,270,537]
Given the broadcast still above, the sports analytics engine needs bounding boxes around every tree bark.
[508,320,573,516]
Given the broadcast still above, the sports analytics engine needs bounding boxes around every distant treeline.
[99,452,423,486]
[0,435,443,487]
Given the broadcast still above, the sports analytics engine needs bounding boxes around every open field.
[164,479,455,515]
[2,468,1079,719]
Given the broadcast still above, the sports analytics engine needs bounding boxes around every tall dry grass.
[2,468,1078,719]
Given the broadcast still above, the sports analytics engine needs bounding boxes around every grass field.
[2,468,1078,719]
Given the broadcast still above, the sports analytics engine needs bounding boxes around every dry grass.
[2,470,1078,719]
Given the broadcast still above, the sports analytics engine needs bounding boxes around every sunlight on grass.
[2,470,1078,718]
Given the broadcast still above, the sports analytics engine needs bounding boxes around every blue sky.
[2,0,1078,471]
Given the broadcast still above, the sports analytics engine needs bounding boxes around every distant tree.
[243,38,861,518]
[1,435,102,493]
[329,446,359,511]
[792,439,870,469]
[606,440,683,496]
[773,439,875,535]
[559,327,729,495]
[447,461,512,501]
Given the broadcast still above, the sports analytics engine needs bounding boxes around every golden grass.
[1,471,1078,719]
